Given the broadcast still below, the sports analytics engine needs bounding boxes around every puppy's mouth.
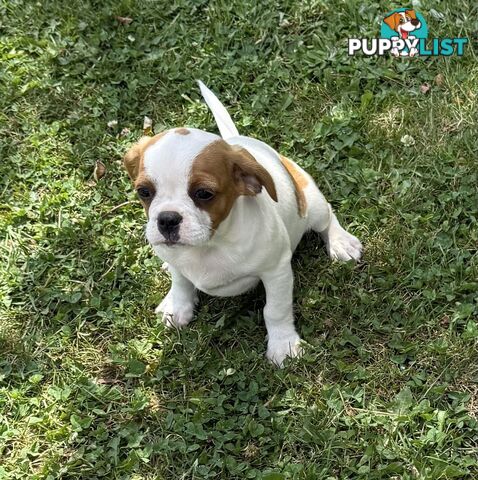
[153,239,186,247]
[164,240,184,247]
[158,229,184,246]
[399,26,409,39]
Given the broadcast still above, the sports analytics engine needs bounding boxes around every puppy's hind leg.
[305,183,362,262]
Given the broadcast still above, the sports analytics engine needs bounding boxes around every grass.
[0,0,477,478]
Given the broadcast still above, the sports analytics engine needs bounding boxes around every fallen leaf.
[434,73,445,87]
[420,83,430,94]
[323,317,334,329]
[93,161,106,181]
[115,16,133,25]
[143,116,153,135]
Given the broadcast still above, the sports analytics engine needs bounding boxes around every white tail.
[197,80,239,140]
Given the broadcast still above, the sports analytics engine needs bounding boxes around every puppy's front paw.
[162,309,194,329]
[266,333,303,367]
[327,228,362,262]
[155,293,194,328]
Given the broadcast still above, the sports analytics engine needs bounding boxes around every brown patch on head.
[189,140,277,230]
[175,128,190,135]
[123,131,168,181]
[279,155,308,217]
[123,131,168,215]
[383,11,401,31]
[133,176,156,217]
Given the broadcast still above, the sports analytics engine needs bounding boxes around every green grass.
[1,0,477,478]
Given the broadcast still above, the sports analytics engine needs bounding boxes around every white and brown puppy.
[124,82,362,366]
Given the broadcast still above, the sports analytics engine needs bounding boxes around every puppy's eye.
[399,17,405,23]
[137,187,152,199]
[194,189,215,201]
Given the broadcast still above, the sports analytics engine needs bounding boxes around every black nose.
[411,18,420,26]
[158,211,183,240]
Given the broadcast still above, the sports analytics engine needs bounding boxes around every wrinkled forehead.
[143,129,220,187]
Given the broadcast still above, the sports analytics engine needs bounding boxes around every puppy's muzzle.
[158,211,183,243]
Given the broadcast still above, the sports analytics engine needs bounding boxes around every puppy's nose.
[411,18,420,26]
[158,211,183,237]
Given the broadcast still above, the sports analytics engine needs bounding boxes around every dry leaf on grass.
[434,73,445,87]
[115,16,133,25]
[93,160,106,181]
[420,83,431,94]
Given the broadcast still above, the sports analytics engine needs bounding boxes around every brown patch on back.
[279,155,308,217]
[189,140,277,230]
[175,128,190,135]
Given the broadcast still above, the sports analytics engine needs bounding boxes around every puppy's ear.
[384,12,400,31]
[123,136,150,181]
[230,147,278,202]
[405,9,417,19]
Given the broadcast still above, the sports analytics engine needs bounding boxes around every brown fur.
[123,131,169,215]
[384,9,417,32]
[123,132,168,181]
[279,155,308,217]
[190,140,277,230]
[134,177,156,217]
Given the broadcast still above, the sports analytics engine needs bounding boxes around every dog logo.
[381,9,428,57]
[348,8,468,57]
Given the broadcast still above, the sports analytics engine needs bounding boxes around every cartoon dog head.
[384,10,421,39]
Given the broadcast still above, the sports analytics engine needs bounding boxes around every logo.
[348,8,468,57]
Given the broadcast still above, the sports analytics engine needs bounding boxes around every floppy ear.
[405,9,417,19]
[123,136,150,181]
[384,12,400,31]
[230,147,278,202]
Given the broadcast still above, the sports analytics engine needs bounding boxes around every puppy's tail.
[197,80,239,140]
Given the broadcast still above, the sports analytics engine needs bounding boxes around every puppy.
[123,82,362,366]
[384,9,421,57]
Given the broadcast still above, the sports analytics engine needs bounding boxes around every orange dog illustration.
[384,9,421,56]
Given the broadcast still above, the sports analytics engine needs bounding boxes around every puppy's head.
[124,128,277,247]
[384,10,421,38]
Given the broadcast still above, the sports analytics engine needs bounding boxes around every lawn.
[1,0,477,478]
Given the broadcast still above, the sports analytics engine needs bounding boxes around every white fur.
[146,83,363,366]
[197,80,239,140]
[144,129,218,246]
